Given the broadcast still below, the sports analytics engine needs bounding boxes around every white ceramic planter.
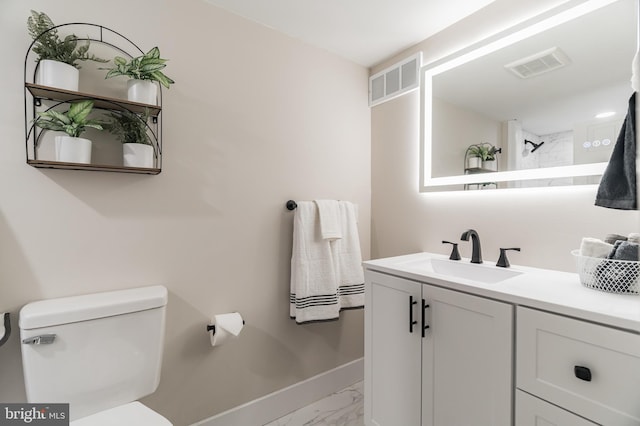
[127,79,157,105]
[123,143,154,168]
[55,136,92,164]
[36,60,79,91]
[482,160,497,171]
[467,157,481,169]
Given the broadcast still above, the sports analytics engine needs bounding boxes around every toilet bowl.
[19,286,172,424]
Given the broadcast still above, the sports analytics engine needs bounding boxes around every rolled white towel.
[579,237,614,258]
[627,233,640,244]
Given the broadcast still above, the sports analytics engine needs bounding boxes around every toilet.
[19,285,172,425]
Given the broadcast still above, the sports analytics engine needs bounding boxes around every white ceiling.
[203,0,497,67]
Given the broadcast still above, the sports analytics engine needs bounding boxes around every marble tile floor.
[263,381,364,426]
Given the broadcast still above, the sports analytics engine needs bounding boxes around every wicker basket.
[571,250,640,295]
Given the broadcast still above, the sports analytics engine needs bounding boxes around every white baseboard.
[191,357,364,426]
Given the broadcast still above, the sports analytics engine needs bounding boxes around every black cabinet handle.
[574,365,592,382]
[421,299,430,338]
[409,296,418,333]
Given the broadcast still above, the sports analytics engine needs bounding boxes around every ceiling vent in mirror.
[369,53,422,106]
[505,47,570,79]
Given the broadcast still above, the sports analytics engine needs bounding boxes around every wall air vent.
[369,52,422,107]
[504,47,570,79]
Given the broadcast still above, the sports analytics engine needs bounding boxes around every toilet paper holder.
[206,319,245,335]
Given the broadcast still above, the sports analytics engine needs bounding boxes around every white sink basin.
[399,257,523,284]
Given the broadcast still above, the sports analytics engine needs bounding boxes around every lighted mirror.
[420,0,638,191]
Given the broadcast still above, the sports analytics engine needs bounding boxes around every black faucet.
[460,229,482,264]
[496,248,520,268]
[442,240,461,260]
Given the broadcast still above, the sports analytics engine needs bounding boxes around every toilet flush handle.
[22,334,56,345]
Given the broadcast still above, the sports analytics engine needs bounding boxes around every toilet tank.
[19,286,168,421]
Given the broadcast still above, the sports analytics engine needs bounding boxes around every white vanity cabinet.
[516,306,640,425]
[365,271,422,426]
[364,252,640,426]
[364,270,513,426]
[515,390,598,425]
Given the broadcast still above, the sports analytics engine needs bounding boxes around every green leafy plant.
[467,143,499,161]
[103,109,152,145]
[468,145,488,160]
[102,47,175,88]
[34,100,103,138]
[27,10,107,68]
[485,145,500,161]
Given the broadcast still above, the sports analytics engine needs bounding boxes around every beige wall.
[432,97,502,178]
[0,1,370,425]
[371,0,639,268]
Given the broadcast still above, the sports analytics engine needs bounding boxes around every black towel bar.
[286,200,297,210]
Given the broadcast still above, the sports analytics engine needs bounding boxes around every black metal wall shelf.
[464,166,498,174]
[463,143,500,190]
[24,22,163,175]
[26,83,162,117]
[27,160,161,175]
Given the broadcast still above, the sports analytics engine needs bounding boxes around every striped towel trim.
[289,305,364,324]
[290,293,338,309]
[290,283,364,310]
[338,283,364,295]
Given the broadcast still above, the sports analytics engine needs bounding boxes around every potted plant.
[101,47,175,105]
[466,145,484,169]
[27,10,107,91]
[33,100,103,164]
[482,145,501,171]
[466,143,501,170]
[103,109,155,168]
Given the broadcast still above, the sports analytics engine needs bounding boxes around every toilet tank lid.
[19,285,168,330]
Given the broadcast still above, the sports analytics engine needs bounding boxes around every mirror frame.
[420,0,634,192]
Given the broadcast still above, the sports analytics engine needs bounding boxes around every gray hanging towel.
[595,92,636,210]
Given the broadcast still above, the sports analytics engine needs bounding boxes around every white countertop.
[364,252,640,333]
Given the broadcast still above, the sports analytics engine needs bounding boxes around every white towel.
[628,233,640,244]
[290,202,340,323]
[579,237,614,258]
[314,200,342,241]
[332,201,364,310]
